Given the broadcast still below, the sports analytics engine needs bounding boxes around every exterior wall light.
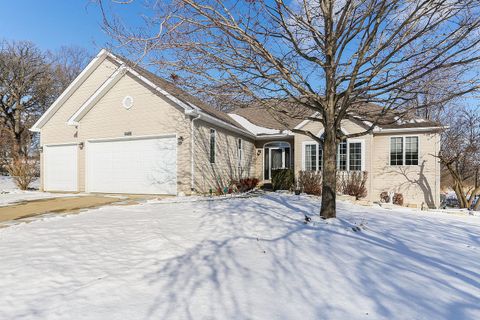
[79,142,84,150]
[178,136,184,145]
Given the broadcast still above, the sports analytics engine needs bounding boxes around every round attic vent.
[122,96,134,109]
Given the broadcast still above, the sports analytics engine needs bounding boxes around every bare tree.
[48,46,92,98]
[99,0,480,218]
[0,41,53,158]
[0,41,90,188]
[438,107,480,210]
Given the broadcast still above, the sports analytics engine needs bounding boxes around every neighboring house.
[31,49,443,208]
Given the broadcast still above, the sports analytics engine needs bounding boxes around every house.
[31,49,443,208]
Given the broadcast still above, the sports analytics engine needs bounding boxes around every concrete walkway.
[0,196,137,224]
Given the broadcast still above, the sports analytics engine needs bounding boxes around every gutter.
[255,133,294,140]
[373,126,448,134]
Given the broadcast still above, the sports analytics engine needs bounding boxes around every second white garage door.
[86,135,177,195]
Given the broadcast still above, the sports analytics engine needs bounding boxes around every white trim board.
[30,49,111,132]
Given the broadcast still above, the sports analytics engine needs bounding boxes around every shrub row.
[271,169,369,200]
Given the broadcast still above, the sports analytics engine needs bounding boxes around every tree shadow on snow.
[141,194,480,319]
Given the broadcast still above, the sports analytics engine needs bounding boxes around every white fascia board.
[188,110,255,138]
[68,65,127,125]
[30,49,109,132]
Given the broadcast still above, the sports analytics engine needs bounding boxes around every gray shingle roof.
[111,54,442,133]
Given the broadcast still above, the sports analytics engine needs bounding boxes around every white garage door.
[86,135,177,195]
[44,144,78,192]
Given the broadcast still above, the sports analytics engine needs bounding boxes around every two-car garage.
[43,135,177,195]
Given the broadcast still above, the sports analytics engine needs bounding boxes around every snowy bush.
[234,178,259,192]
[393,193,404,206]
[6,156,39,190]
[337,171,368,199]
[297,171,322,195]
[380,191,404,206]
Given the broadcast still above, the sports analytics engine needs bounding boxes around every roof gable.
[32,49,254,138]
[31,49,112,132]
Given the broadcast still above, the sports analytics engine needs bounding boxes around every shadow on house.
[378,161,435,208]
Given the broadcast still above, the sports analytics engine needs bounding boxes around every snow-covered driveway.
[1,194,479,320]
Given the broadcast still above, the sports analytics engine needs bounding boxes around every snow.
[1,193,479,319]
[0,176,75,206]
[229,113,292,135]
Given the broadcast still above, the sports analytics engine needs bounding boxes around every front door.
[264,147,290,180]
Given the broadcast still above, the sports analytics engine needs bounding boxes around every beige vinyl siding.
[77,72,192,194]
[40,58,120,191]
[193,120,255,193]
[293,118,440,207]
[371,132,441,208]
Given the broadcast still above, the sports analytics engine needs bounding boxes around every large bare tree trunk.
[321,126,337,219]
[13,105,24,157]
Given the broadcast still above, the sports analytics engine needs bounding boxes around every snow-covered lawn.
[0,176,75,206]
[1,193,479,319]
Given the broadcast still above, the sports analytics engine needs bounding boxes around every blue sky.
[0,1,132,54]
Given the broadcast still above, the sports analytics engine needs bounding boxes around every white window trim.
[210,129,216,164]
[347,139,366,172]
[389,135,420,166]
[302,139,365,172]
[301,141,320,171]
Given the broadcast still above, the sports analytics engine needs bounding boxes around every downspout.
[187,110,201,192]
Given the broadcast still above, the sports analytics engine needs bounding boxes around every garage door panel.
[44,144,78,192]
[86,136,177,195]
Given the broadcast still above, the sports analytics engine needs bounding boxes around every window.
[390,137,403,165]
[349,142,362,171]
[337,141,347,171]
[237,138,243,167]
[303,140,362,172]
[305,144,317,171]
[390,136,419,166]
[209,129,216,163]
[405,137,419,165]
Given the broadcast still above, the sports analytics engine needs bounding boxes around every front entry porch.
[263,141,293,180]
